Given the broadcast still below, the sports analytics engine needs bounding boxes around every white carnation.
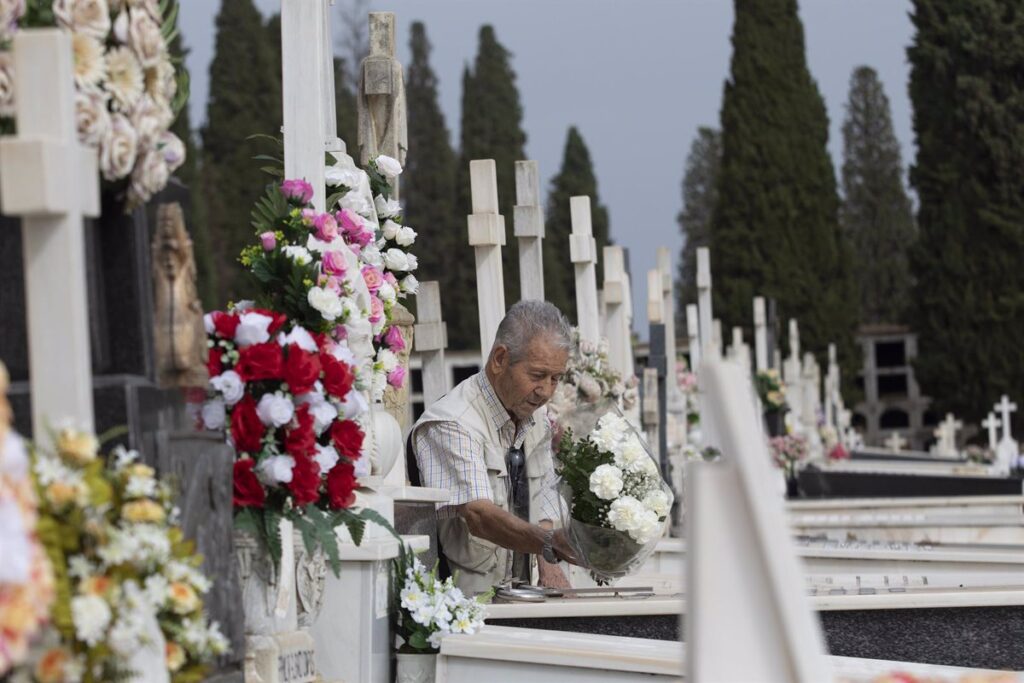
[71,594,112,646]
[606,495,644,533]
[282,245,312,265]
[615,435,647,471]
[374,154,403,178]
[256,391,295,428]
[234,312,274,347]
[589,463,624,501]
[201,398,226,431]
[313,443,339,473]
[396,226,417,247]
[382,248,410,272]
[309,398,338,435]
[629,508,663,545]
[339,387,369,420]
[377,348,399,372]
[257,455,295,485]
[308,286,343,321]
[279,326,318,353]
[643,490,670,518]
[210,370,245,406]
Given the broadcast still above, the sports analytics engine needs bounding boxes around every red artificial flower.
[236,341,284,382]
[284,404,317,458]
[233,459,266,508]
[331,419,364,460]
[287,453,321,506]
[250,308,288,335]
[321,354,355,399]
[211,311,240,339]
[326,461,357,509]
[206,347,223,378]
[231,394,265,453]
[283,345,321,395]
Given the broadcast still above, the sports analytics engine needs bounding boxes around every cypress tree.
[908,0,1024,422]
[201,0,281,305]
[840,66,916,325]
[710,0,857,370]
[676,127,721,310]
[458,25,527,337]
[334,57,358,151]
[544,126,611,323]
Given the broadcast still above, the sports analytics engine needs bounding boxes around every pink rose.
[351,227,374,248]
[361,266,383,293]
[300,208,316,225]
[314,213,338,242]
[260,231,276,251]
[387,365,406,388]
[382,272,398,287]
[337,208,363,235]
[322,251,347,276]
[324,276,343,295]
[281,179,314,204]
[384,325,405,352]
[369,296,384,323]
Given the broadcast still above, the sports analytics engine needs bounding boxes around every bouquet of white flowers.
[554,404,673,582]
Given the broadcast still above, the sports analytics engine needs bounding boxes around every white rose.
[396,226,417,247]
[256,391,295,428]
[54,0,111,39]
[313,443,339,473]
[374,194,401,219]
[643,490,670,518]
[607,495,643,532]
[383,248,410,272]
[257,455,295,485]
[129,146,169,201]
[360,245,384,268]
[106,46,145,112]
[308,286,343,321]
[75,91,111,146]
[210,370,245,406]
[400,274,419,294]
[589,463,624,501]
[378,281,396,304]
[377,348,399,372]
[234,312,273,347]
[147,58,177,105]
[99,113,138,181]
[282,245,312,265]
[338,189,374,216]
[71,594,112,646]
[158,130,185,172]
[200,398,226,431]
[279,326,318,353]
[381,219,401,241]
[130,95,170,149]
[128,7,165,68]
[0,52,12,118]
[325,164,361,188]
[374,154,403,178]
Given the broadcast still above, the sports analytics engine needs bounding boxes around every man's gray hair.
[492,300,573,363]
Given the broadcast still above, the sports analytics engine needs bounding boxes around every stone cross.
[413,281,448,406]
[982,412,1001,452]
[357,12,408,189]
[467,160,507,356]
[602,246,631,377]
[570,196,600,344]
[696,247,715,356]
[884,432,907,453]
[727,327,751,375]
[686,304,701,372]
[993,395,1018,472]
[0,29,100,438]
[823,343,840,430]
[657,247,682,396]
[933,413,962,457]
[647,269,664,325]
[513,161,545,301]
[753,297,768,372]
[995,395,1017,443]
[712,319,723,355]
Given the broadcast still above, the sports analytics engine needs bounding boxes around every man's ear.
[490,344,509,373]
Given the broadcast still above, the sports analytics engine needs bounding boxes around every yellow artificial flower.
[79,575,114,598]
[168,581,200,615]
[55,428,99,464]
[165,641,186,672]
[35,647,72,683]
[122,499,166,524]
[127,463,155,479]
[44,481,81,509]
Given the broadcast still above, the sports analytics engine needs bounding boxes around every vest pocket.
[438,517,500,574]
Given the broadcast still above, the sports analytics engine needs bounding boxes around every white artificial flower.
[129,146,169,203]
[105,46,144,112]
[71,594,113,646]
[370,369,387,402]
[279,326,318,353]
[257,455,295,485]
[374,154,403,178]
[157,130,186,171]
[353,450,371,478]
[53,0,111,39]
[325,164,361,188]
[400,274,419,295]
[127,7,165,68]
[406,253,418,271]
[210,370,245,406]
[377,280,397,304]
[71,32,106,92]
[382,248,410,272]
[339,387,369,420]
[144,574,169,608]
[607,495,644,533]
[309,400,338,435]
[125,473,157,499]
[381,219,400,241]
[313,443,340,475]
[235,312,274,347]
[396,226,417,247]
[308,286,343,321]
[360,245,384,268]
[129,94,170,148]
[374,195,401,219]
[338,189,374,216]
[589,463,624,501]
[282,245,312,266]
[99,113,138,181]
[256,391,295,428]
[112,8,128,42]
[377,348,399,372]
[400,584,426,612]
[75,90,112,146]
[643,490,670,518]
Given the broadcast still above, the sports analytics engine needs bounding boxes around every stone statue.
[357,12,408,193]
[151,202,207,388]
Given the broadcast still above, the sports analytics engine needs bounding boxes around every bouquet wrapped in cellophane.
[553,401,673,582]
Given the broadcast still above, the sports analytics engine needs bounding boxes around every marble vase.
[370,400,402,478]
[395,652,437,683]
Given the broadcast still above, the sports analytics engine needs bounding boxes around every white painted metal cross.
[884,432,907,453]
[467,159,507,355]
[413,281,448,405]
[0,29,100,438]
[753,297,768,372]
[602,245,631,377]
[569,196,600,344]
[696,247,715,357]
[982,412,1001,452]
[513,160,544,301]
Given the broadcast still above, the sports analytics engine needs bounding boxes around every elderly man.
[410,300,579,594]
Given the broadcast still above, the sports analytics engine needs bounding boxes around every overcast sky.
[179,0,915,340]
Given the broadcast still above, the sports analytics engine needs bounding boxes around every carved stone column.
[383,302,415,434]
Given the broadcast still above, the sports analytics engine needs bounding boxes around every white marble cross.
[696,247,715,357]
[0,29,100,438]
[570,196,600,344]
[932,413,962,457]
[466,160,507,355]
[994,395,1017,443]
[602,245,631,377]
[753,297,768,372]
[982,412,1001,452]
[413,281,448,405]
[884,432,907,453]
[657,247,683,401]
[686,303,701,371]
[993,395,1018,472]
[647,269,664,325]
[513,160,545,301]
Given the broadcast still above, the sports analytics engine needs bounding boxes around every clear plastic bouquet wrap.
[553,400,673,582]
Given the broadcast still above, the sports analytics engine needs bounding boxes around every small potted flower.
[755,369,787,436]
[391,547,490,683]
[768,434,809,497]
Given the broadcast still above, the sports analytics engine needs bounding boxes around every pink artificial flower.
[382,271,398,287]
[384,325,405,352]
[324,276,343,295]
[333,325,348,341]
[337,208,363,235]
[300,208,316,225]
[369,296,384,323]
[361,265,384,293]
[387,365,406,388]
[351,226,374,248]
[314,213,339,242]
[260,231,276,251]
[281,179,314,204]
[322,251,347,276]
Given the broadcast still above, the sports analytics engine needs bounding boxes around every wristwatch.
[541,529,558,564]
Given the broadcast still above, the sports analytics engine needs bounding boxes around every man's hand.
[551,528,582,566]
[537,559,572,590]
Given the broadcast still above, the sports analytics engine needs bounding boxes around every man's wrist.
[540,528,557,563]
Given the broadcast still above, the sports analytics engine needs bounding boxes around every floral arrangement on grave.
[754,368,786,412]
[676,357,700,426]
[768,434,809,480]
[965,445,995,465]
[819,424,849,461]
[547,329,639,433]
[555,409,673,582]
[19,427,227,682]
[2,0,189,209]
[392,547,489,653]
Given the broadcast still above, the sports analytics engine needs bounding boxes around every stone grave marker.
[686,303,700,371]
[467,159,507,357]
[696,247,714,356]
[514,160,545,301]
[993,395,1018,473]
[983,412,1001,453]
[570,196,600,344]
[753,296,768,372]
[602,245,631,377]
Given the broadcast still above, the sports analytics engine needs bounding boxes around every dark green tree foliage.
[676,127,721,312]
[907,0,1024,423]
[334,57,358,151]
[457,25,527,345]
[544,126,611,323]
[201,0,281,305]
[402,22,467,343]
[840,66,916,325]
[710,0,857,370]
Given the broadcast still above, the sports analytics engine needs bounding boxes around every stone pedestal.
[245,631,318,683]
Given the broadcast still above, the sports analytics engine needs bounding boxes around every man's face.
[489,336,569,421]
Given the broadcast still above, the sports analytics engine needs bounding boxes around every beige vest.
[411,373,553,595]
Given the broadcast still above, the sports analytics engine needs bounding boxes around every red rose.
[211,311,240,339]
[236,341,283,382]
[251,308,288,334]
[287,453,321,506]
[330,419,364,459]
[233,459,265,508]
[206,347,223,378]
[283,345,321,395]
[284,404,317,458]
[321,354,355,399]
[231,394,265,453]
[326,461,356,509]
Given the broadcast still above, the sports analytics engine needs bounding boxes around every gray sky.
[179,0,915,339]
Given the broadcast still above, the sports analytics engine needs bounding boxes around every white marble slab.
[788,494,1024,513]
[335,534,429,561]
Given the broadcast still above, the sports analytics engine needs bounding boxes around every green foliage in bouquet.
[754,368,786,412]
[555,428,613,527]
